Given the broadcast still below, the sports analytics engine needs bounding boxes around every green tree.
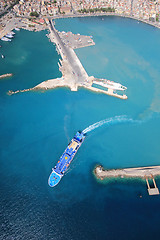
[156,14,159,22]
[89,9,94,13]
[30,11,39,17]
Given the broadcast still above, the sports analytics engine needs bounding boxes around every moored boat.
[5,33,14,38]
[10,31,15,35]
[93,79,127,91]
[1,37,11,42]
[48,131,85,187]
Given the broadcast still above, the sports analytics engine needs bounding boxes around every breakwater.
[95,165,160,179]
[8,77,127,99]
[95,165,160,195]
[7,77,65,95]
[0,73,12,79]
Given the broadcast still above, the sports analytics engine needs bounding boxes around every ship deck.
[55,140,80,174]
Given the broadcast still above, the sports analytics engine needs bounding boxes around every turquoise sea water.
[0,16,160,239]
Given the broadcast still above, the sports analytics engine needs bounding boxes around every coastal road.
[49,19,88,85]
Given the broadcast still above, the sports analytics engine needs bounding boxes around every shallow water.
[0,17,160,239]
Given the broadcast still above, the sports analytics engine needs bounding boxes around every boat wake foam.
[82,115,137,134]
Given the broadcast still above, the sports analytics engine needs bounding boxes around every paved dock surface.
[58,31,95,49]
[48,19,89,87]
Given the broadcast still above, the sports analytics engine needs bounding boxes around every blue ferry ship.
[48,131,85,187]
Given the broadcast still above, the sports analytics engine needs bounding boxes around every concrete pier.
[86,86,127,99]
[95,165,160,179]
[8,76,128,99]
[146,176,159,195]
[95,165,160,195]
[48,19,89,87]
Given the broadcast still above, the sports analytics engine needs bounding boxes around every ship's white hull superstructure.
[93,79,127,91]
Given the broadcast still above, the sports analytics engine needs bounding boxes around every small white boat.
[1,37,11,42]
[15,27,20,31]
[10,31,15,35]
[1,54,4,58]
[5,33,14,38]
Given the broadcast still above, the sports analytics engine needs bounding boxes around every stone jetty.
[95,165,160,179]
[95,165,160,195]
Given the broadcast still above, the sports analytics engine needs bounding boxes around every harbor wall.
[95,165,160,180]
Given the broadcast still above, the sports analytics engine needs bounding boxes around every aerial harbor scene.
[1,0,160,239]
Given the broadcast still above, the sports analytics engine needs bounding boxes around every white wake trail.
[82,115,136,134]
